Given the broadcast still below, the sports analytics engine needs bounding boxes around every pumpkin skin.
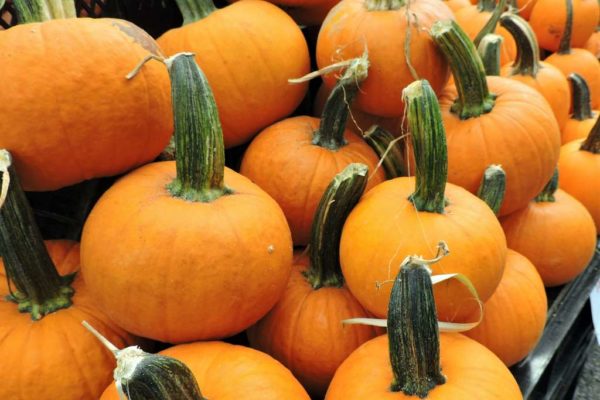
[529,0,599,52]
[240,117,386,245]
[500,189,597,286]
[464,249,547,367]
[0,240,133,400]
[584,31,600,59]
[0,18,172,191]
[444,0,472,13]
[325,333,522,399]
[247,254,382,398]
[515,0,538,19]
[157,1,310,148]
[80,162,293,343]
[100,342,310,400]
[562,112,599,143]
[316,0,453,117]
[559,139,600,231]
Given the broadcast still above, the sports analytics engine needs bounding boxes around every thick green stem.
[0,150,74,320]
[580,117,600,153]
[500,13,541,77]
[478,34,503,76]
[388,257,446,397]
[315,57,369,150]
[432,20,496,120]
[534,169,558,203]
[474,0,507,47]
[13,0,75,23]
[569,73,593,121]
[476,164,506,215]
[558,0,573,54]
[165,54,231,202]
[403,80,448,214]
[364,125,406,179]
[174,0,216,25]
[478,0,497,12]
[305,164,368,289]
[365,0,405,11]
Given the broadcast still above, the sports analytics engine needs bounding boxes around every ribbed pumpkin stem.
[478,0,496,12]
[364,125,406,179]
[580,117,600,153]
[388,255,446,397]
[476,164,506,215]
[13,0,75,22]
[305,164,368,289]
[558,0,573,54]
[165,53,232,202]
[0,150,74,320]
[474,0,507,47]
[403,80,448,213]
[432,20,496,120]
[174,0,216,24]
[534,169,558,203]
[569,73,594,121]
[315,57,369,150]
[500,13,541,77]
[365,0,405,11]
[478,34,503,76]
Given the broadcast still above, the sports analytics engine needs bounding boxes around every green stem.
[478,0,497,12]
[364,125,407,179]
[474,0,508,47]
[165,53,232,203]
[534,169,558,203]
[477,34,503,76]
[500,13,541,77]
[476,164,506,215]
[569,73,593,121]
[580,117,600,153]
[174,0,216,25]
[558,0,573,54]
[404,80,448,214]
[388,256,446,397]
[365,0,405,11]
[0,150,74,321]
[305,164,368,289]
[13,0,75,23]
[432,20,496,120]
[314,57,369,150]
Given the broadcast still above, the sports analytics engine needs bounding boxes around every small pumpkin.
[157,0,310,148]
[80,54,293,343]
[562,74,599,144]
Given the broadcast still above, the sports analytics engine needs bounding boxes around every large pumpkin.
[80,54,293,343]
[157,0,310,148]
[0,0,172,191]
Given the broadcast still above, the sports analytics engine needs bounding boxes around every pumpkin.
[584,29,600,59]
[558,116,600,231]
[562,74,599,144]
[339,79,507,323]
[99,341,310,399]
[444,0,472,13]
[316,0,453,117]
[0,0,172,191]
[240,58,386,245]
[431,20,560,216]
[543,0,600,109]
[454,0,517,65]
[0,150,133,400]
[157,0,310,148]
[326,245,522,399]
[80,54,293,343]
[499,13,570,130]
[500,170,597,286]
[247,164,382,398]
[529,0,598,52]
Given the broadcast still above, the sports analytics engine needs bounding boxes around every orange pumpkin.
[316,0,453,117]
[562,74,599,144]
[444,0,472,13]
[157,0,310,148]
[0,2,172,191]
[0,150,133,400]
[340,80,507,324]
[80,54,293,343]
[558,117,600,231]
[240,58,386,245]
[513,0,538,19]
[499,13,570,130]
[529,0,598,52]
[500,170,597,286]
[584,30,600,59]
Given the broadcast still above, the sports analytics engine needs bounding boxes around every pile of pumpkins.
[0,0,599,398]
